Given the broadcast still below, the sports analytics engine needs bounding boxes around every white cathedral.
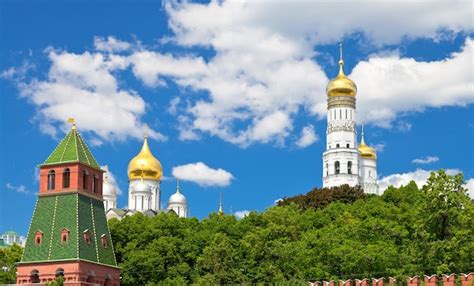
[322,44,379,194]
[103,135,188,220]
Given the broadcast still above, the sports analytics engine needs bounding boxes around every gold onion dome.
[326,43,357,97]
[128,135,163,181]
[358,127,377,160]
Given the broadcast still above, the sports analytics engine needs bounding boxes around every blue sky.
[1,1,473,235]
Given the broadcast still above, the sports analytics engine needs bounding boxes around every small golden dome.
[326,43,357,97]
[128,135,163,181]
[358,127,377,160]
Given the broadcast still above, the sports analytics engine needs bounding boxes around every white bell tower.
[323,43,360,188]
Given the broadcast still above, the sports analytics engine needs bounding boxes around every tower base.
[16,260,120,286]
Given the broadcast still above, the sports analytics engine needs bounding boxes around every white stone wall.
[359,158,379,194]
[128,179,161,212]
[323,101,359,188]
[168,203,187,218]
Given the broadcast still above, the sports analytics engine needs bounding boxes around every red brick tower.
[16,123,120,285]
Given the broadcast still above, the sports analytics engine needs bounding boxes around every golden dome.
[128,135,163,181]
[326,43,357,97]
[358,127,377,160]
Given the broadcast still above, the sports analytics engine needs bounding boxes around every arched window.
[82,170,89,191]
[55,268,64,277]
[101,234,108,248]
[48,170,55,190]
[336,144,340,148]
[369,170,372,178]
[30,270,40,283]
[83,230,91,245]
[345,109,347,119]
[335,161,340,174]
[63,168,70,189]
[348,161,352,174]
[92,175,98,193]
[326,163,329,176]
[61,228,69,243]
[346,143,350,148]
[35,231,43,245]
[339,109,342,119]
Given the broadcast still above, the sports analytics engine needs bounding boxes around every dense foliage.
[0,243,23,284]
[109,170,474,285]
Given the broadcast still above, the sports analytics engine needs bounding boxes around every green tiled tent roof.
[42,127,100,170]
[21,193,117,267]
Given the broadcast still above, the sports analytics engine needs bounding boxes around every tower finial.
[218,192,223,215]
[67,117,76,130]
[361,125,366,146]
[338,42,345,76]
[176,178,180,193]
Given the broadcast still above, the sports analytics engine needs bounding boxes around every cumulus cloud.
[296,125,318,148]
[5,183,29,194]
[154,1,473,145]
[7,1,474,147]
[94,36,132,52]
[17,50,165,144]
[412,156,440,164]
[465,179,474,199]
[351,38,474,126]
[101,165,123,195]
[166,1,472,47]
[234,210,250,219]
[172,162,234,187]
[378,168,474,198]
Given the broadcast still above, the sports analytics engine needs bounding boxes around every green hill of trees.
[108,170,473,285]
[1,170,472,285]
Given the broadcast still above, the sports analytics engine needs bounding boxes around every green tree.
[0,244,23,284]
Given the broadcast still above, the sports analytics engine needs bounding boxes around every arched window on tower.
[30,270,40,283]
[326,163,329,176]
[82,170,89,191]
[55,268,64,278]
[35,231,43,245]
[61,228,69,243]
[345,109,348,119]
[336,144,340,148]
[92,175,98,193]
[348,161,352,174]
[63,168,70,189]
[48,170,55,190]
[335,161,340,174]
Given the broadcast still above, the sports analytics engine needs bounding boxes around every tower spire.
[338,42,345,77]
[218,192,224,215]
[176,178,180,193]
[360,125,366,146]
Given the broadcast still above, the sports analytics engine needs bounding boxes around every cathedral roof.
[42,124,100,170]
[127,135,163,181]
[358,127,377,160]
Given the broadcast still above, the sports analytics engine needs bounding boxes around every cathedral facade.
[322,45,379,194]
[105,135,188,220]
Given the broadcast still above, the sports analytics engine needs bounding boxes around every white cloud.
[101,165,123,195]
[17,50,165,144]
[166,1,472,47]
[412,156,440,164]
[378,168,467,194]
[5,183,29,194]
[296,125,318,148]
[94,36,132,52]
[172,162,234,187]
[351,38,474,126]
[234,210,250,219]
[8,1,474,147]
[465,179,474,199]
